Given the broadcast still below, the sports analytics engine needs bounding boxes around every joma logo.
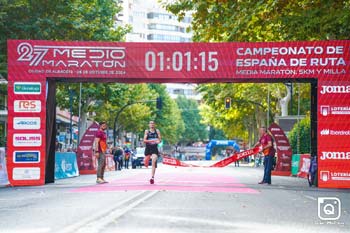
[320,151,350,160]
[320,85,350,94]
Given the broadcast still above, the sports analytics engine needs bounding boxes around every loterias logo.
[320,151,350,160]
[320,85,350,94]
[16,42,126,69]
[320,105,350,116]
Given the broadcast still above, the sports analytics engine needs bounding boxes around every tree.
[148,84,185,145]
[160,0,350,42]
[288,116,311,154]
[176,96,208,145]
[56,83,155,143]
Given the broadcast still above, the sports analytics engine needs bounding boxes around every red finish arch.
[7,40,350,188]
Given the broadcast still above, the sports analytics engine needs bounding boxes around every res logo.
[14,100,41,112]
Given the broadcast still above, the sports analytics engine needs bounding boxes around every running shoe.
[150,178,154,184]
[96,178,104,184]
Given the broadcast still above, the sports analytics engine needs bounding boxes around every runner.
[143,120,162,184]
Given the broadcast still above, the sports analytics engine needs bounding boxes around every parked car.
[131,147,152,168]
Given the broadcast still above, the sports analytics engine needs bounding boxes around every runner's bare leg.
[151,154,158,178]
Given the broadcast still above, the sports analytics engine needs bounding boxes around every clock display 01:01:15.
[144,51,219,72]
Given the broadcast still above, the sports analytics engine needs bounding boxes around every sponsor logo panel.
[13,151,40,163]
[319,151,350,160]
[320,170,350,182]
[16,42,126,69]
[13,117,41,130]
[14,82,41,94]
[14,100,41,113]
[13,134,42,147]
[320,105,350,116]
[320,85,350,95]
[12,167,40,180]
[320,128,350,136]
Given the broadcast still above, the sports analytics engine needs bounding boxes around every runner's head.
[149,120,155,129]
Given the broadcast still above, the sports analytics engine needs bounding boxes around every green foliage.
[147,84,185,145]
[176,95,208,145]
[56,82,155,134]
[161,0,350,42]
[288,116,311,154]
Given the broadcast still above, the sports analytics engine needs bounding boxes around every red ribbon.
[162,146,260,168]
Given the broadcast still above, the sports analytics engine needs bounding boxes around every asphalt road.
[0,162,349,233]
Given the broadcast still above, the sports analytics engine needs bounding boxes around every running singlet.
[145,129,160,155]
[146,129,159,145]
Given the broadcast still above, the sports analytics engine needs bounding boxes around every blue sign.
[59,135,66,142]
[205,140,240,160]
[55,152,79,179]
[14,151,40,162]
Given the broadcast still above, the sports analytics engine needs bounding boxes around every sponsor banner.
[318,168,350,188]
[13,134,42,147]
[297,154,311,178]
[318,149,350,188]
[8,40,350,80]
[163,146,260,168]
[319,128,350,136]
[55,152,79,179]
[13,151,40,163]
[320,170,350,182]
[320,105,350,117]
[14,82,41,94]
[14,100,41,113]
[13,117,41,130]
[319,151,350,161]
[269,123,292,172]
[76,122,99,174]
[12,167,40,180]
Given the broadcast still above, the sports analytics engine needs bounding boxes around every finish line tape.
[162,146,260,168]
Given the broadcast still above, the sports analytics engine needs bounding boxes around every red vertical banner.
[269,123,292,176]
[6,78,47,186]
[318,80,350,188]
[76,122,99,174]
